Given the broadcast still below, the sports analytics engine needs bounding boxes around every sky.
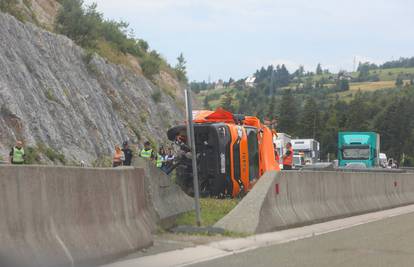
[83,0,414,82]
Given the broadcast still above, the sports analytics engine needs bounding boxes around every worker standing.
[9,140,25,165]
[122,141,133,166]
[282,142,294,170]
[156,147,166,168]
[112,145,124,167]
[273,143,280,163]
[140,141,155,159]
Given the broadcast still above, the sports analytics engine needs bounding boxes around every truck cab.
[291,139,320,165]
[167,109,278,198]
[293,152,305,169]
[338,132,380,168]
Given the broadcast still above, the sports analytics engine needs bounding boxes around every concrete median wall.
[0,165,153,267]
[133,158,194,228]
[215,171,414,234]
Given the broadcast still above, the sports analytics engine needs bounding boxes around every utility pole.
[353,56,356,72]
[184,89,202,227]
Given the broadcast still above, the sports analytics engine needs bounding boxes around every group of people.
[112,140,176,172]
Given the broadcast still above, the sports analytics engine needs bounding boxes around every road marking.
[103,204,414,267]
[50,217,74,267]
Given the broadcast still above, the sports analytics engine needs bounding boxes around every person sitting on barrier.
[112,145,125,168]
[282,142,294,170]
[9,140,25,165]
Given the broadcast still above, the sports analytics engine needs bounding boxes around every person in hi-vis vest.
[140,141,155,160]
[9,140,25,164]
[282,142,294,170]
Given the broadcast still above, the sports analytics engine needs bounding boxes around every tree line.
[219,83,414,166]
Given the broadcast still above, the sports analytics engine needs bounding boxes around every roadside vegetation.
[54,0,187,84]
[0,0,37,23]
[176,198,239,227]
[23,143,66,165]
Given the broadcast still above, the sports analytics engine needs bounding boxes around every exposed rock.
[0,12,185,164]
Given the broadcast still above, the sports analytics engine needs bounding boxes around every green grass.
[176,198,239,227]
[330,80,411,102]
[370,67,414,81]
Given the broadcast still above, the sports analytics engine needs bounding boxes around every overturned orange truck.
[167,108,279,198]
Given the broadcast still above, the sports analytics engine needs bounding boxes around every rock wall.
[0,12,185,163]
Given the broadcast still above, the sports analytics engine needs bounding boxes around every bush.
[82,50,100,75]
[56,1,147,60]
[92,156,112,167]
[45,147,66,164]
[151,90,162,103]
[0,0,26,21]
[337,79,350,91]
[37,143,66,164]
[24,146,42,164]
[396,75,404,87]
[141,56,161,79]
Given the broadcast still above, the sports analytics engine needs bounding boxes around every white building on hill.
[245,76,256,87]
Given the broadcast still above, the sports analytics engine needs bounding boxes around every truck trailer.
[291,139,320,165]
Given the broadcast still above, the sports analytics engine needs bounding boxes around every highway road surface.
[189,211,414,267]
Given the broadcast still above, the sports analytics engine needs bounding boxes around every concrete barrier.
[215,171,414,234]
[133,158,194,228]
[0,165,153,267]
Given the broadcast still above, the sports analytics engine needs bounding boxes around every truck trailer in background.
[338,132,380,168]
[291,139,320,165]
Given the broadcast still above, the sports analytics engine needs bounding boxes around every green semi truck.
[338,132,380,168]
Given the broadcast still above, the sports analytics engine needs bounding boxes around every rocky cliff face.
[0,12,185,164]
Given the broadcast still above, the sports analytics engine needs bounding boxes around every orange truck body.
[192,109,279,197]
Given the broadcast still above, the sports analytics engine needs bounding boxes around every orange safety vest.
[113,150,123,163]
[283,147,293,166]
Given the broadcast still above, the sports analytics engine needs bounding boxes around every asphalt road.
[189,212,414,267]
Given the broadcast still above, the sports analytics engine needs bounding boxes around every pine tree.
[316,63,323,75]
[267,95,277,120]
[395,75,404,87]
[277,90,298,135]
[220,92,234,112]
[298,97,321,139]
[320,107,339,160]
[345,91,369,131]
[175,53,187,82]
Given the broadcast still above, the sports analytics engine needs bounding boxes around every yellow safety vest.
[140,149,153,159]
[156,154,163,168]
[13,147,25,163]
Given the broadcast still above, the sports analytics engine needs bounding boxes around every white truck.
[291,139,320,165]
